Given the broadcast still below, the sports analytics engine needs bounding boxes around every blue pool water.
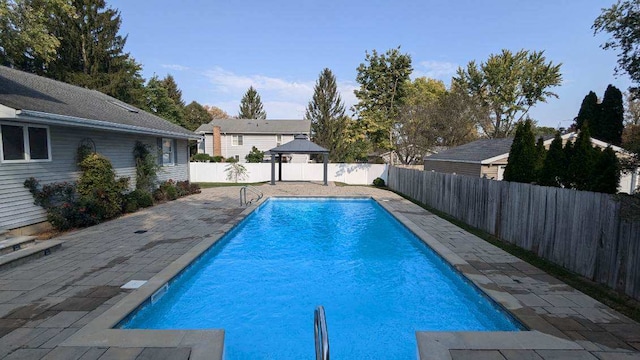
[121,198,520,359]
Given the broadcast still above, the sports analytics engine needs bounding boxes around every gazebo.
[266,134,330,185]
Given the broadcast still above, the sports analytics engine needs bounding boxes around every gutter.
[16,109,202,140]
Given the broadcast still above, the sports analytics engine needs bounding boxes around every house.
[195,118,311,163]
[0,66,199,233]
[424,133,638,194]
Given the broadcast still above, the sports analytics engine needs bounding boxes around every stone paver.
[0,183,637,359]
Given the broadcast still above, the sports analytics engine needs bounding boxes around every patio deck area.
[0,183,638,359]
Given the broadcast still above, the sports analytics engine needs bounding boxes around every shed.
[266,135,329,185]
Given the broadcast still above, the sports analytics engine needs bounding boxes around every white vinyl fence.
[189,162,388,185]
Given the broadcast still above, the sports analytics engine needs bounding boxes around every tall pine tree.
[306,68,349,162]
[539,132,565,187]
[238,86,266,119]
[504,119,537,183]
[161,75,185,108]
[143,75,184,126]
[598,84,624,145]
[568,126,598,190]
[591,146,620,193]
[575,91,599,131]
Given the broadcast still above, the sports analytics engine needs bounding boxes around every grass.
[390,189,640,323]
[195,182,267,188]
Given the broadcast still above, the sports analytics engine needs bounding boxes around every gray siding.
[0,124,189,230]
[423,160,481,177]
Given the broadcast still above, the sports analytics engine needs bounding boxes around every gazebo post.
[270,154,276,185]
[278,153,282,181]
[323,153,328,186]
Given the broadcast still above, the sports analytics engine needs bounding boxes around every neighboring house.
[195,119,311,163]
[0,66,199,233]
[424,133,638,194]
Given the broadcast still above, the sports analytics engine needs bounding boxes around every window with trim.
[232,135,243,146]
[0,123,51,162]
[162,138,174,166]
[276,134,282,146]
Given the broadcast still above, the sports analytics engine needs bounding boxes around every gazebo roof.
[267,134,329,154]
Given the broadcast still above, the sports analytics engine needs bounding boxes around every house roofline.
[14,109,201,140]
[425,158,481,165]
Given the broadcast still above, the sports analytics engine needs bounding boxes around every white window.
[232,135,243,146]
[162,138,174,166]
[0,123,51,162]
[276,134,282,146]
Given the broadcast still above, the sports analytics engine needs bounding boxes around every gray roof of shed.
[425,138,515,163]
[267,135,328,154]
[0,65,196,138]
[195,118,310,134]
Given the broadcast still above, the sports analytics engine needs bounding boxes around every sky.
[108,0,631,128]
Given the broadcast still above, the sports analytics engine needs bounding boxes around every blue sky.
[109,0,631,128]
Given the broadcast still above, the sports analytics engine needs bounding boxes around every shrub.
[78,154,129,220]
[123,195,139,213]
[133,189,154,208]
[225,157,238,163]
[153,188,166,202]
[191,153,212,162]
[211,155,224,162]
[373,177,385,187]
[133,141,159,192]
[245,146,265,163]
[176,181,201,196]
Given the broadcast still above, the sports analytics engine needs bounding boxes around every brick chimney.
[213,126,222,157]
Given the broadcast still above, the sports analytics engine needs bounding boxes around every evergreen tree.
[539,132,565,187]
[575,91,599,131]
[591,146,620,193]
[245,146,265,163]
[238,86,266,119]
[183,101,212,131]
[306,68,349,162]
[143,75,184,126]
[568,126,598,191]
[504,119,537,183]
[161,75,185,108]
[598,84,624,145]
[562,140,575,188]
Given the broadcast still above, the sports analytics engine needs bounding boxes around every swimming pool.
[120,197,521,359]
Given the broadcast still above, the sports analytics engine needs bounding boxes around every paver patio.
[0,183,638,359]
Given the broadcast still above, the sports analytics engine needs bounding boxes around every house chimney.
[213,126,221,157]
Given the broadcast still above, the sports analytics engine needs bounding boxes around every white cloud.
[414,60,458,81]
[203,67,359,119]
[161,64,190,71]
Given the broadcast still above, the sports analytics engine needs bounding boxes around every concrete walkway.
[0,183,638,359]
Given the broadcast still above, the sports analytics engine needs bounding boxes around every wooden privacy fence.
[388,166,640,301]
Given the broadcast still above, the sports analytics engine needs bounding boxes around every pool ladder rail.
[314,306,330,360]
[239,185,263,206]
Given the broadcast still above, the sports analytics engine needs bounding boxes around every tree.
[238,86,266,119]
[453,49,562,138]
[203,105,230,119]
[599,84,625,145]
[161,75,185,108]
[539,132,565,187]
[622,124,640,173]
[568,126,598,191]
[592,147,620,194]
[625,92,640,125]
[0,0,75,70]
[593,0,640,94]
[183,101,213,131]
[305,68,348,162]
[143,75,184,126]
[575,91,599,131]
[534,136,547,180]
[354,47,413,152]
[245,146,264,163]
[504,119,537,183]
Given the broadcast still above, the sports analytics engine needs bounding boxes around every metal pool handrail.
[314,305,330,360]
[239,185,263,206]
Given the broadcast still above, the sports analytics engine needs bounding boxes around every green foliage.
[622,124,640,172]
[245,146,265,163]
[372,177,386,187]
[225,163,248,182]
[592,147,620,194]
[133,141,159,192]
[211,155,224,162]
[161,74,185,108]
[593,0,640,93]
[153,180,200,202]
[539,132,565,187]
[504,120,537,183]
[599,84,625,146]
[183,101,213,131]
[76,144,93,166]
[129,189,153,208]
[567,127,599,191]
[576,91,599,131]
[77,153,129,219]
[306,68,350,162]
[238,86,266,119]
[354,47,413,152]
[534,136,546,180]
[453,49,562,138]
[191,153,213,162]
[225,157,238,163]
[142,75,185,126]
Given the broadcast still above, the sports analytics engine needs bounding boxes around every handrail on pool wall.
[314,306,330,360]
[239,185,263,206]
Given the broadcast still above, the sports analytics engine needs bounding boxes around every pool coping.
[61,195,585,359]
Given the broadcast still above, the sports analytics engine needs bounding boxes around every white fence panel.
[189,163,388,185]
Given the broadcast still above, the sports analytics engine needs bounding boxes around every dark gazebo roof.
[267,134,328,154]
